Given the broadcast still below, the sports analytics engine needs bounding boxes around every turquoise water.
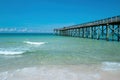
[0,33,120,80]
[0,33,120,68]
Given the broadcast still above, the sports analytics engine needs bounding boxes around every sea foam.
[24,41,47,46]
[0,66,101,80]
[102,62,120,71]
[0,51,24,55]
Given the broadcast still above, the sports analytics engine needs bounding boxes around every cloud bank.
[0,23,75,33]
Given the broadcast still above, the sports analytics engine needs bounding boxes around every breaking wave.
[0,48,28,55]
[0,51,25,55]
[0,41,47,56]
[24,41,47,46]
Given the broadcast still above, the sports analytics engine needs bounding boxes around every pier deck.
[54,15,120,41]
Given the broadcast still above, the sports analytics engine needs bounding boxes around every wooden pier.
[54,15,120,41]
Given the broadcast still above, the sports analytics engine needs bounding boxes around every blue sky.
[0,0,120,33]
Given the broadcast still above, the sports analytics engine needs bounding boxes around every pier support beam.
[94,27,97,39]
[91,27,94,39]
[84,28,86,38]
[78,28,80,37]
[90,27,92,38]
[97,26,101,40]
[85,28,87,38]
[106,24,109,41]
[112,25,115,41]
[82,28,84,38]
[118,25,120,41]
[101,25,104,37]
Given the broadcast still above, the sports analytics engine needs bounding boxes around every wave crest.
[0,51,25,55]
[24,41,47,46]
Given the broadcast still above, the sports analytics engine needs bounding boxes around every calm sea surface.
[0,33,120,80]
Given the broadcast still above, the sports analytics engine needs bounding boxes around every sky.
[0,0,120,33]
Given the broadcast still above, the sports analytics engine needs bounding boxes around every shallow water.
[0,33,120,80]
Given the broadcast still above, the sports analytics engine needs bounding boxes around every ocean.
[0,33,120,80]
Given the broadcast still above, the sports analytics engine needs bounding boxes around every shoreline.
[0,63,120,80]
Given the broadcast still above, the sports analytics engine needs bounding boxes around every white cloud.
[0,23,75,33]
[9,28,16,32]
[17,28,28,32]
[26,23,75,33]
[0,28,4,32]
[0,28,17,32]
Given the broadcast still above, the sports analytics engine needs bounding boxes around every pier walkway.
[54,15,120,41]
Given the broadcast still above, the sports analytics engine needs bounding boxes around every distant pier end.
[54,15,120,41]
